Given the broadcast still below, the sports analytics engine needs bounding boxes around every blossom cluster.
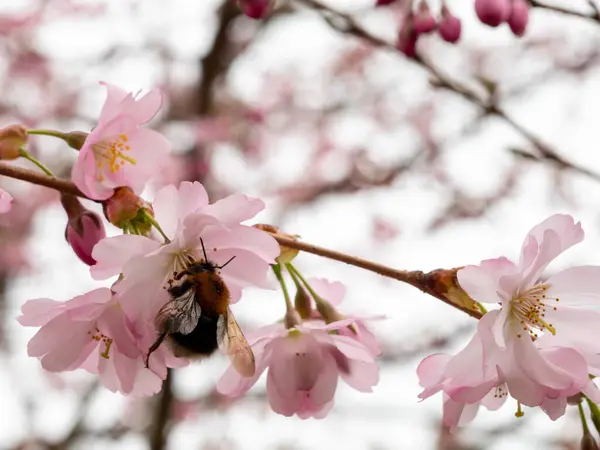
[9,83,382,419]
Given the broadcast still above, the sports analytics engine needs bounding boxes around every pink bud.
[475,0,510,27]
[438,6,462,43]
[61,194,106,266]
[0,125,27,160]
[238,0,271,19]
[413,1,436,34]
[397,14,419,58]
[508,0,529,37]
[376,0,396,6]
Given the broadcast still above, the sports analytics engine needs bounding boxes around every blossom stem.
[141,211,171,243]
[579,401,591,436]
[476,302,488,314]
[26,129,68,140]
[272,264,293,311]
[285,263,324,304]
[584,396,600,436]
[18,148,55,177]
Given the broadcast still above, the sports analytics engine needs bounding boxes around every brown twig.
[149,370,173,450]
[0,162,84,197]
[296,0,600,184]
[528,0,600,22]
[0,164,482,319]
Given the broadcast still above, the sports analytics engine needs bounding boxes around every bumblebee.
[145,239,255,377]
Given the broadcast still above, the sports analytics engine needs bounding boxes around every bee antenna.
[218,255,236,269]
[199,237,209,262]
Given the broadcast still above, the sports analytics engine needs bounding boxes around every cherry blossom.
[90,181,279,340]
[217,319,379,419]
[71,82,171,200]
[417,214,600,425]
[17,288,166,396]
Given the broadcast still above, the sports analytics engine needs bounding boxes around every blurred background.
[2,0,600,448]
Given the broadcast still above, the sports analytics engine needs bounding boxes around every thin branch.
[149,370,173,450]
[0,162,85,198]
[0,165,483,319]
[296,0,600,184]
[528,0,600,22]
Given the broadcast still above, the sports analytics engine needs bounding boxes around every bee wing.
[156,288,201,335]
[217,308,256,377]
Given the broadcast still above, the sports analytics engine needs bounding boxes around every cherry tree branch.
[528,0,600,22]
[0,164,483,320]
[296,0,600,184]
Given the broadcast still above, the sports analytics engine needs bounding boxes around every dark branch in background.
[296,0,600,184]
[528,0,600,22]
[149,370,174,450]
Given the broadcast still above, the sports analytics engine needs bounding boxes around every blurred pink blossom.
[438,5,462,43]
[397,13,419,58]
[238,0,272,19]
[413,1,437,34]
[508,0,529,37]
[72,82,171,200]
[217,319,379,419]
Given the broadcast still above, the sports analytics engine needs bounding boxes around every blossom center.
[509,283,559,339]
[88,326,113,359]
[92,133,136,180]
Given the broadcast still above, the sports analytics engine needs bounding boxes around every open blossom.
[418,214,600,427]
[17,288,167,396]
[90,181,279,338]
[72,82,171,200]
[217,319,379,419]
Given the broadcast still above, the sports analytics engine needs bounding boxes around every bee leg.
[145,333,167,368]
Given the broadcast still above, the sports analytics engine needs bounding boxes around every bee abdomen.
[169,315,219,356]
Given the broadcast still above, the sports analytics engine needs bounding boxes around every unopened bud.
[438,6,462,43]
[426,267,481,315]
[475,0,510,27]
[103,187,154,235]
[582,434,599,450]
[397,14,419,58]
[61,194,106,266]
[0,125,27,160]
[315,298,346,324]
[568,393,583,405]
[238,0,271,19]
[413,1,436,34]
[376,0,395,5]
[508,0,529,37]
[294,284,313,319]
[64,131,88,150]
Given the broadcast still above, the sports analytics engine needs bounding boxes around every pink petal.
[97,303,140,359]
[91,235,161,280]
[541,306,600,360]
[207,225,280,264]
[38,321,95,371]
[501,361,545,407]
[417,353,451,388]
[269,334,324,392]
[480,384,508,411]
[540,396,566,421]
[337,358,379,393]
[110,350,137,394]
[129,365,164,397]
[125,88,162,124]
[327,334,375,363]
[582,380,600,404]
[18,298,64,326]
[98,82,129,121]
[216,249,275,290]
[308,278,346,306]
[546,266,600,305]
[442,396,479,431]
[153,182,209,238]
[119,128,171,189]
[202,193,265,226]
[457,257,515,304]
[0,189,13,213]
[307,351,339,408]
[217,340,273,397]
[267,368,299,416]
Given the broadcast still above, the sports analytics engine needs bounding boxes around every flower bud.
[582,434,600,450]
[475,0,510,27]
[315,298,346,325]
[568,393,582,405]
[294,284,312,319]
[376,0,396,5]
[438,5,462,43]
[103,186,153,234]
[64,131,88,150]
[0,125,27,160]
[508,0,529,37]
[238,0,271,19]
[397,14,419,58]
[61,194,106,266]
[413,1,436,34]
